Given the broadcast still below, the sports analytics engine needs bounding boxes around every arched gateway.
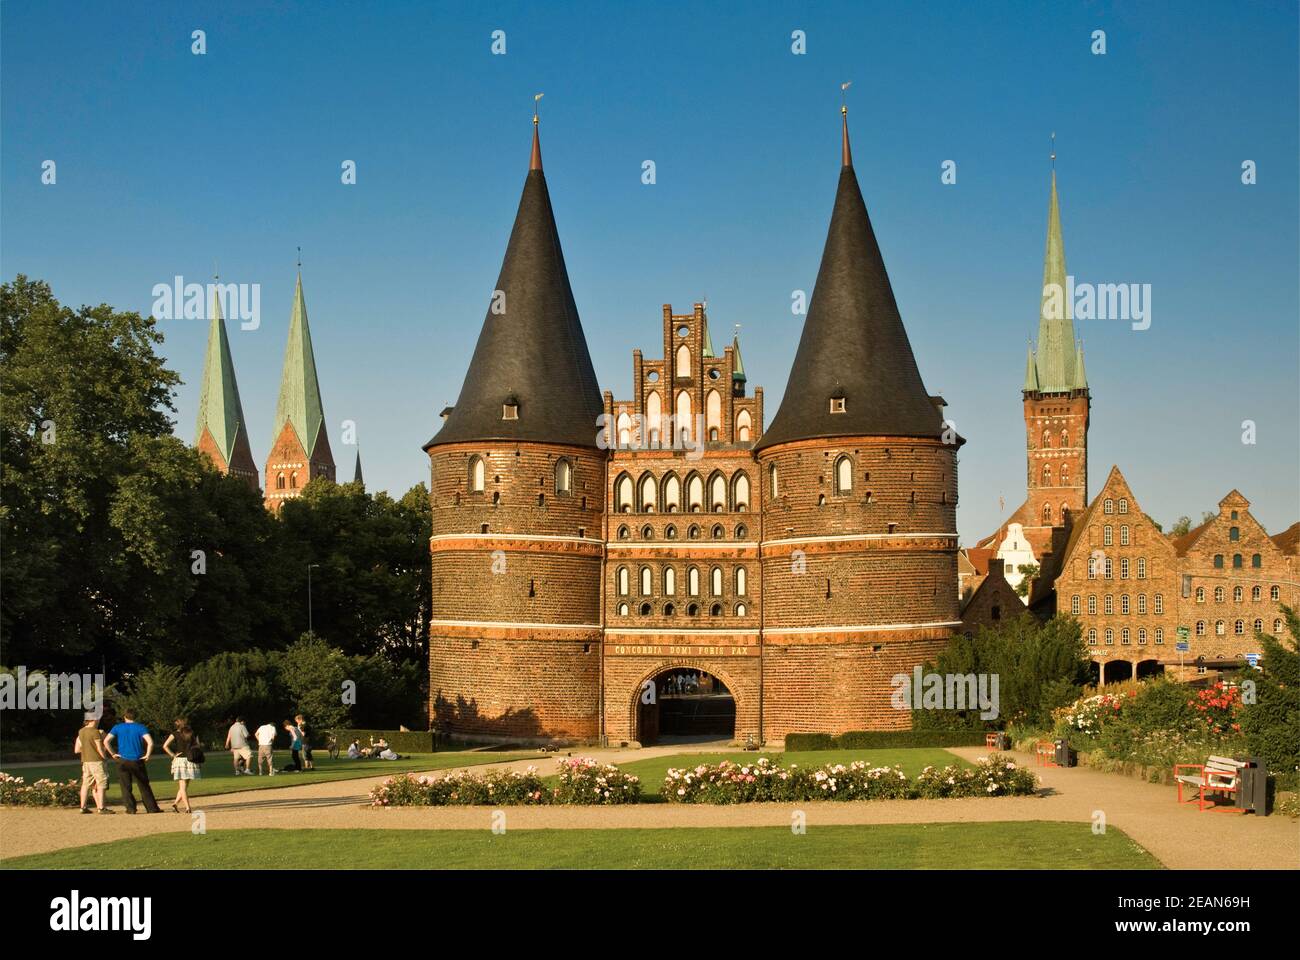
[632,664,737,745]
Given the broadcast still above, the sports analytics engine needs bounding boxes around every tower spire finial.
[840,81,853,167]
[296,245,302,271]
[1050,131,1056,170]
[530,93,544,171]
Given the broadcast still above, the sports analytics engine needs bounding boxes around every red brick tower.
[423,115,606,741]
[264,271,335,511]
[194,286,259,490]
[754,106,962,736]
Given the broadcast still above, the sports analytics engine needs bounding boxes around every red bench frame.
[1174,760,1244,813]
[1034,740,1057,767]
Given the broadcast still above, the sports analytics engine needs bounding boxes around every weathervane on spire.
[840,80,851,116]
[1050,131,1056,169]
[296,245,302,270]
[533,92,543,124]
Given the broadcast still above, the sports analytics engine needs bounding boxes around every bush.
[786,730,989,751]
[553,757,641,805]
[660,754,1037,803]
[113,663,198,736]
[1241,605,1300,775]
[784,733,837,751]
[370,768,549,806]
[0,772,80,807]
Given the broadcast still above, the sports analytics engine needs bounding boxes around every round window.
[647,371,659,382]
[708,369,720,380]
[677,325,689,337]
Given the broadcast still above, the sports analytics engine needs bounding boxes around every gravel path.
[3,745,1296,869]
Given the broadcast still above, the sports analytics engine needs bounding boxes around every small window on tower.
[502,395,520,420]
[829,395,846,414]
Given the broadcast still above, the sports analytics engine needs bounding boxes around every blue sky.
[3,0,1297,544]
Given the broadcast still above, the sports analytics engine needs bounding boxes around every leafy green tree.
[113,663,197,737]
[1014,563,1040,598]
[348,653,423,729]
[1240,605,1300,774]
[183,649,286,735]
[279,633,350,732]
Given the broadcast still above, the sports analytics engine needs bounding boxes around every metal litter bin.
[993,732,1011,751]
[1054,739,1076,767]
[1234,756,1268,814]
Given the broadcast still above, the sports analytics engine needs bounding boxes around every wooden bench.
[1174,756,1246,812]
[986,732,999,749]
[1035,740,1057,767]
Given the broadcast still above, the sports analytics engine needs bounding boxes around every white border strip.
[764,620,962,636]
[429,619,602,630]
[761,532,958,547]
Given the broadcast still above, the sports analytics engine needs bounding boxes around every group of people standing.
[73,710,317,814]
[223,715,315,776]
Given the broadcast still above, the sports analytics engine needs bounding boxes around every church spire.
[1023,343,1039,392]
[353,448,364,487]
[1029,163,1082,393]
[424,109,602,450]
[273,270,329,458]
[756,100,942,451]
[195,285,257,485]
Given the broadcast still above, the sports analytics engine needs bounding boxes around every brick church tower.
[194,286,259,490]
[264,271,335,511]
[979,164,1090,585]
[754,107,962,734]
[423,116,606,740]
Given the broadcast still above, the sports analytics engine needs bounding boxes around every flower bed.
[0,772,81,807]
[369,758,641,806]
[661,754,1037,803]
[553,757,641,805]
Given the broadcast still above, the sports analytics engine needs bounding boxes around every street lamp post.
[308,563,320,636]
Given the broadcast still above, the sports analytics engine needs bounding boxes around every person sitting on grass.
[374,737,400,760]
[347,740,362,760]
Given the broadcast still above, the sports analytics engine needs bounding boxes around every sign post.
[1176,627,1190,676]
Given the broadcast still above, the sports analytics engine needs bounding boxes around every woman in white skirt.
[163,721,201,813]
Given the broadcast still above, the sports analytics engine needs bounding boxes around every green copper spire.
[731,333,746,381]
[273,272,326,456]
[195,287,249,465]
[1072,340,1088,389]
[1031,169,1081,393]
[702,316,715,358]
[1023,344,1039,392]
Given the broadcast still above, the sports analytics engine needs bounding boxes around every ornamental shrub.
[0,772,80,807]
[553,757,641,805]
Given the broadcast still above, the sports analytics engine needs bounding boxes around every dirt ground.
[2,745,1296,869]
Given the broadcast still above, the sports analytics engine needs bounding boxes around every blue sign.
[1244,653,1260,668]
[1176,641,1190,652]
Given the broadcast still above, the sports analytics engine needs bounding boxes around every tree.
[1168,516,1192,537]
[279,633,351,732]
[1014,563,1040,598]
[113,663,197,737]
[1240,605,1300,774]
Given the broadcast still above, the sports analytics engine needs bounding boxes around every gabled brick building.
[424,109,962,745]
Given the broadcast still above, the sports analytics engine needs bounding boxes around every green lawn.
[0,823,1161,869]
[584,748,972,801]
[0,750,535,804]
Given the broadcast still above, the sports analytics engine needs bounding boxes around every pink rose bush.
[0,772,81,807]
[553,757,641,805]
[661,754,1037,803]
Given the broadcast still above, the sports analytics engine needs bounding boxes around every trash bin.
[1054,739,1077,767]
[1234,756,1268,814]
[993,733,1012,751]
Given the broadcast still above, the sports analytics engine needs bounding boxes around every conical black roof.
[424,126,603,450]
[755,118,941,451]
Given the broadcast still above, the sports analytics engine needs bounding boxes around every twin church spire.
[1025,168,1088,395]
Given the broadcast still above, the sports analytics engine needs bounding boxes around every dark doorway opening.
[1103,659,1133,685]
[636,668,735,746]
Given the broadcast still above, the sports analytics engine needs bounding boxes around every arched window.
[1103,525,1113,546]
[616,412,632,448]
[1215,620,1225,636]
[645,391,663,447]
[1043,503,1053,524]
[1195,620,1205,636]
[1138,628,1147,645]
[675,344,691,377]
[1229,526,1239,541]
[735,567,747,596]
[1232,554,1243,569]
[736,410,752,443]
[1118,499,1129,514]
[735,602,747,616]
[709,472,727,512]
[687,567,700,596]
[639,473,657,512]
[1253,618,1263,634]
[710,567,723,596]
[1234,619,1244,635]
[710,603,722,617]
[768,463,779,498]
[663,602,675,616]
[1271,585,1281,601]
[1275,619,1285,634]
[1252,553,1262,568]
[1041,463,1052,485]
[1121,628,1130,645]
[1195,586,1205,602]
[734,523,747,539]
[1071,595,1081,615]
[1155,628,1164,644]
[289,472,298,489]
[640,567,653,596]
[1234,586,1243,602]
[665,524,677,540]
[555,458,572,495]
[1041,429,1052,448]
[639,602,651,616]
[1104,498,1114,514]
[276,473,286,490]
[711,524,724,540]
[733,472,750,512]
[1087,595,1097,615]
[1215,586,1224,602]
[1138,594,1147,614]
[686,473,704,512]
[1121,594,1130,614]
[687,524,700,540]
[1120,525,1130,546]
[1213,554,1224,568]
[616,567,629,596]
[675,391,692,443]
[1087,628,1097,645]
[1104,595,1114,615]
[706,390,722,439]
[1105,629,1114,645]
[617,525,630,540]
[662,473,681,512]
[614,473,633,513]
[664,568,676,596]
[834,456,853,495]
[1137,558,1146,579]
[1060,429,1069,447]
[641,525,654,540]
[1154,594,1164,614]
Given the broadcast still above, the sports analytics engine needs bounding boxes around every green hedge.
[785,730,991,751]
[330,729,434,754]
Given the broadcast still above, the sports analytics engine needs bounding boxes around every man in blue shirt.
[104,709,162,814]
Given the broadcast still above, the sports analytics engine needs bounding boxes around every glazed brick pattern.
[762,635,952,737]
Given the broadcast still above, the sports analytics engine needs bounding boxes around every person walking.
[73,713,113,815]
[294,714,315,770]
[103,709,162,814]
[225,717,251,775]
[283,719,303,772]
[254,720,278,775]
[163,721,202,813]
